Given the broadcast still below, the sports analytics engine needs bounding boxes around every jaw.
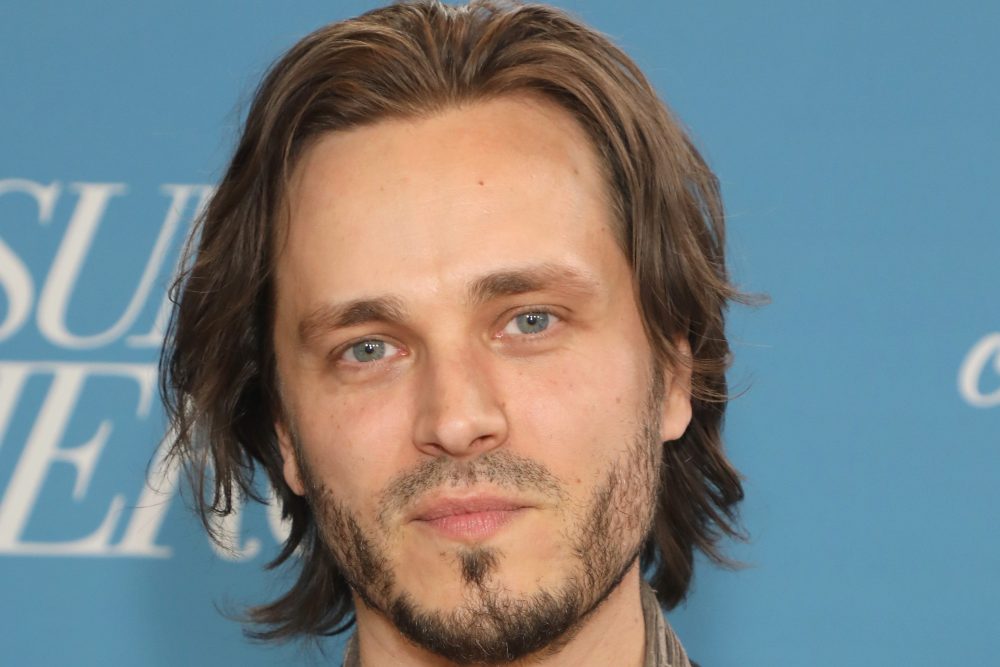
[386,510,580,612]
[350,553,648,667]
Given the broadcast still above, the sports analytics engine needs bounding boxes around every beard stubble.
[295,375,665,664]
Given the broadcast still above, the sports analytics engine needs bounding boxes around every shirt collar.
[640,580,692,667]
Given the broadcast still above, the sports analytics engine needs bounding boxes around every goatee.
[297,376,664,664]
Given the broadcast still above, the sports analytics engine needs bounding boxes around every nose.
[412,345,509,458]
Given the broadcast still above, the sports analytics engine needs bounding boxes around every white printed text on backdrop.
[0,179,287,559]
[959,332,1000,408]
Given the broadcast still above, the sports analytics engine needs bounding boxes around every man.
[162,1,745,665]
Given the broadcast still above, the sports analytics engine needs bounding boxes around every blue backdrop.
[1,2,997,665]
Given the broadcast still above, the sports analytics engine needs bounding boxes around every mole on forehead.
[295,262,602,346]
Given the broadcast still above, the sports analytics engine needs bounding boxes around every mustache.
[377,450,563,526]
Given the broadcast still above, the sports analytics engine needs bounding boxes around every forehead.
[275,95,622,311]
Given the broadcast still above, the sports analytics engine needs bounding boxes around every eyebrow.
[298,296,407,346]
[296,263,600,346]
[467,263,601,306]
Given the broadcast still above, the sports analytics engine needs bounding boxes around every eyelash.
[331,307,562,367]
[496,307,562,340]
[332,336,404,366]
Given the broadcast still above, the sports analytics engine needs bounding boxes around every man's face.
[272,95,691,662]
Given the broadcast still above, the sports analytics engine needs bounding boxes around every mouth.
[410,496,530,541]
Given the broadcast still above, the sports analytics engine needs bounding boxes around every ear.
[275,418,306,496]
[658,336,693,442]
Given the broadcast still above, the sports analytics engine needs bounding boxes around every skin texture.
[272,95,692,666]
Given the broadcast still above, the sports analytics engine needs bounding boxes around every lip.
[412,496,527,521]
[408,495,530,541]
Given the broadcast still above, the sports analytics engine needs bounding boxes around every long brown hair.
[162,0,746,641]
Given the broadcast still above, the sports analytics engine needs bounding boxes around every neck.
[351,564,648,667]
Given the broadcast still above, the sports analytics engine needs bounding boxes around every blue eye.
[346,340,387,362]
[505,312,552,335]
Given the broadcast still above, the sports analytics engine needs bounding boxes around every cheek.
[292,384,415,510]
[502,344,649,485]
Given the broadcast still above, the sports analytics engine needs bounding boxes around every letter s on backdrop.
[0,179,61,342]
